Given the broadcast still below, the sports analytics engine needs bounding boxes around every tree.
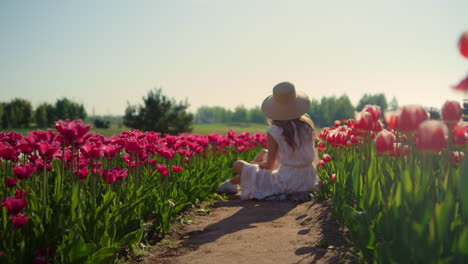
[388,96,399,111]
[35,103,55,128]
[248,106,266,124]
[1,98,32,128]
[54,98,87,121]
[0,102,4,128]
[356,93,388,113]
[123,88,193,134]
[194,106,216,123]
[231,105,248,123]
[93,118,111,129]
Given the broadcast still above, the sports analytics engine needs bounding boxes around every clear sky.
[0,0,467,116]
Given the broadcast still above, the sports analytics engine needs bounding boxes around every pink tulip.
[5,177,18,188]
[157,164,167,173]
[415,120,448,152]
[172,166,183,173]
[13,163,36,180]
[55,119,91,143]
[36,141,60,159]
[0,143,19,161]
[318,160,325,167]
[73,168,89,180]
[458,30,468,58]
[322,154,332,163]
[331,174,336,182]
[1,196,27,215]
[374,130,396,154]
[441,101,462,123]
[9,213,28,228]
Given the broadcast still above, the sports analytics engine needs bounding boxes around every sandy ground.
[138,195,354,264]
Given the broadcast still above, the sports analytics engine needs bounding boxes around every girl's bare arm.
[258,132,278,170]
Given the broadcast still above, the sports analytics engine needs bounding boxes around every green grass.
[192,123,268,135]
[0,123,269,137]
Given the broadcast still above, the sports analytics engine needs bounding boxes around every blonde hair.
[269,114,316,150]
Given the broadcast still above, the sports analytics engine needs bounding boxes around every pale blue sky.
[0,0,467,116]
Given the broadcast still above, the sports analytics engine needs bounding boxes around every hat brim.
[261,91,310,120]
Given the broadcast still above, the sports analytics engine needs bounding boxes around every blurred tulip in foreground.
[453,74,468,93]
[458,30,468,58]
[441,101,462,124]
[397,105,429,133]
[415,120,448,152]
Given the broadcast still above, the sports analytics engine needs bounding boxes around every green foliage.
[194,106,233,123]
[231,105,248,123]
[123,88,193,134]
[93,118,111,129]
[248,106,266,124]
[426,107,441,120]
[34,103,55,127]
[356,93,388,112]
[54,98,87,121]
[308,95,355,128]
[323,132,468,263]
[1,98,32,128]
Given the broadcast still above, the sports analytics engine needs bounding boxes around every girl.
[216,82,320,201]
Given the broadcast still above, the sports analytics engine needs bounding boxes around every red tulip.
[458,30,468,58]
[5,177,18,188]
[102,144,120,160]
[80,142,102,160]
[73,168,89,180]
[101,169,117,184]
[322,154,331,163]
[1,196,27,215]
[331,174,336,182]
[441,101,462,123]
[363,105,381,122]
[9,213,28,228]
[390,143,409,157]
[396,105,429,133]
[36,141,60,159]
[415,120,448,152]
[55,119,91,143]
[374,130,396,154]
[384,111,399,129]
[157,164,167,173]
[355,111,374,131]
[318,160,325,167]
[449,151,465,163]
[13,163,36,180]
[162,170,170,177]
[172,166,183,173]
[0,143,19,161]
[452,123,468,146]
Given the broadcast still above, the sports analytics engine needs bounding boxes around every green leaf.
[117,228,144,248]
[87,247,119,264]
[458,227,468,255]
[69,235,95,263]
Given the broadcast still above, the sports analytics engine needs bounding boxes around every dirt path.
[139,195,354,264]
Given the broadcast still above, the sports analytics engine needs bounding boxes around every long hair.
[269,114,316,150]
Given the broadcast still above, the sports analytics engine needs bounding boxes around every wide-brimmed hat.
[261,82,310,120]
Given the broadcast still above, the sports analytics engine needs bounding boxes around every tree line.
[0,98,87,129]
[3,88,461,134]
[194,93,401,128]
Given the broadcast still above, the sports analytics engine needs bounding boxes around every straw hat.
[261,82,310,120]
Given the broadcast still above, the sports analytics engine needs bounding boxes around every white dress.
[240,124,320,200]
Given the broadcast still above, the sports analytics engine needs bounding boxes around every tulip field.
[316,102,468,263]
[0,121,266,263]
[1,103,468,263]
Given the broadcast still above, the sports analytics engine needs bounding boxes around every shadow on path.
[180,194,298,247]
